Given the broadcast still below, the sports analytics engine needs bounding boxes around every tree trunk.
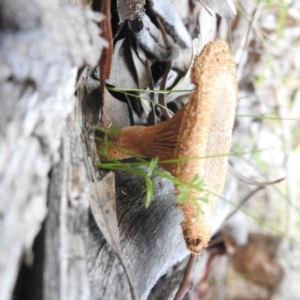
[0,0,105,299]
[0,1,192,299]
[0,1,239,300]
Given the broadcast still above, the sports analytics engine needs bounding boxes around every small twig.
[173,254,196,300]
[206,235,225,250]
[224,186,263,223]
[237,1,261,76]
[145,60,156,125]
[98,0,113,96]
[156,16,171,49]
[198,0,213,16]
[206,187,263,252]
[228,164,285,187]
[197,253,218,299]
[113,22,126,41]
[158,59,173,119]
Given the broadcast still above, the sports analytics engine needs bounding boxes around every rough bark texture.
[0,0,104,299]
[0,1,238,300]
[0,1,190,299]
[78,70,191,300]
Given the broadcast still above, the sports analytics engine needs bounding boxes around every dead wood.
[0,0,104,299]
[3,1,290,300]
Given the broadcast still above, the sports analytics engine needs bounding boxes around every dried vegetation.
[1,0,300,299]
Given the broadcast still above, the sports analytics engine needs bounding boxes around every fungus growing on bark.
[97,39,238,254]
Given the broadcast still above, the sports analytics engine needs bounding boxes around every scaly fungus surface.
[97,39,238,254]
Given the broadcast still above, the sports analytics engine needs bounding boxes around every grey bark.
[0,0,104,299]
[79,71,191,300]
[0,1,240,300]
[0,0,190,298]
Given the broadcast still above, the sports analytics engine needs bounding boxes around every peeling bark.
[0,1,104,299]
[1,1,239,300]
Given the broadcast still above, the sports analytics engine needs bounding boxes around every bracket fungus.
[97,39,238,254]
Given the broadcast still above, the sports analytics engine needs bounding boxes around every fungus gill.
[97,39,238,254]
